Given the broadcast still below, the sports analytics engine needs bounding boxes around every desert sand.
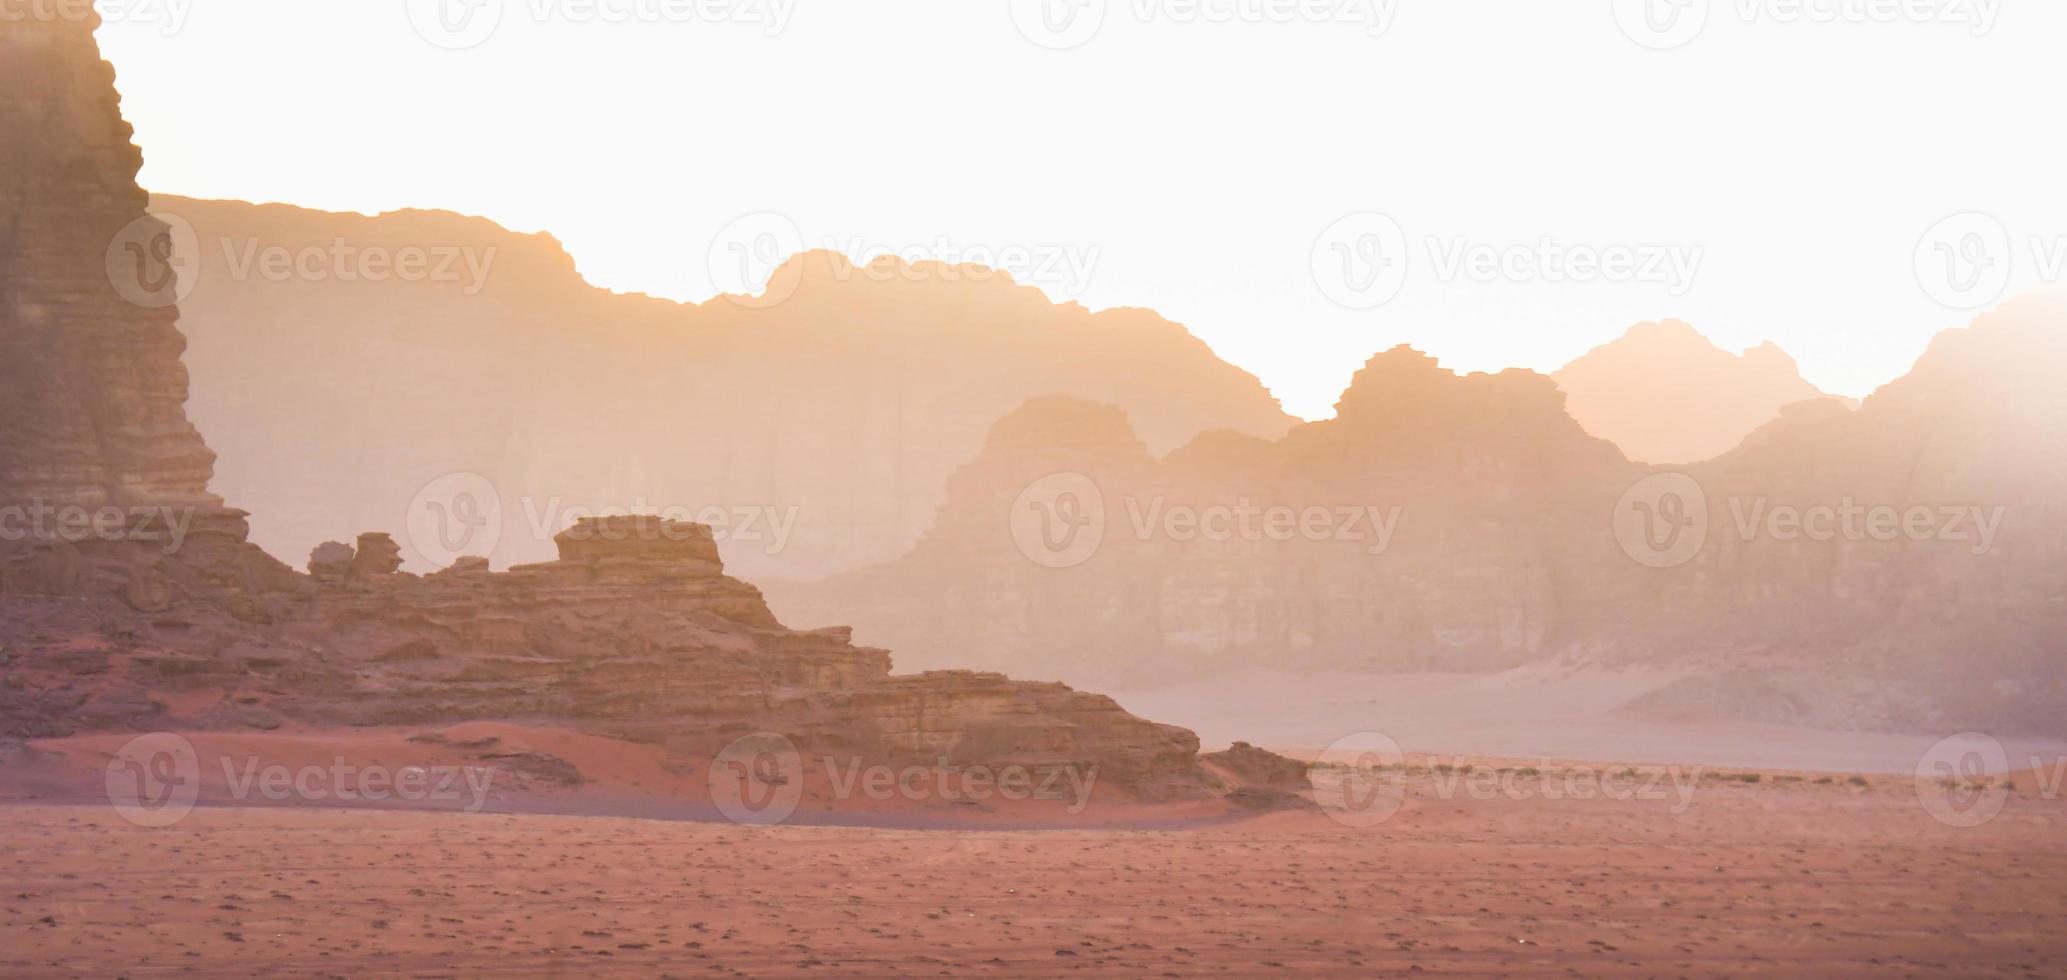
[4,761,2064,978]
[1113,666,2067,775]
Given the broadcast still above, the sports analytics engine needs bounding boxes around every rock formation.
[1553,320,1845,464]
[1199,742,1311,792]
[2,514,1205,796]
[771,304,2067,734]
[306,541,354,584]
[147,194,1297,581]
[0,18,221,513]
[1198,741,1315,811]
[0,12,1215,806]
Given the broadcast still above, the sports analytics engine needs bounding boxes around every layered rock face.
[771,305,2067,733]
[148,194,1297,581]
[1,18,219,511]
[0,15,1209,804]
[314,517,1201,794]
[2,516,1203,795]
[1,12,293,619]
[1553,321,1844,464]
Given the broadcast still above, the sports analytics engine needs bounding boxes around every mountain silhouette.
[1554,319,1846,464]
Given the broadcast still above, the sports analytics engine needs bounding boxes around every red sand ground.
[0,724,1235,828]
[4,757,2064,977]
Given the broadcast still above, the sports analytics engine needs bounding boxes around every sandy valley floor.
[4,770,2065,978]
[1113,666,2067,775]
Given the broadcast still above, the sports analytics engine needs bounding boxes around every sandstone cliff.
[1,23,219,512]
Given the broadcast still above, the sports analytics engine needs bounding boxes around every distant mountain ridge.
[152,194,1298,579]
[769,346,1637,688]
[768,298,2067,734]
[1553,319,1848,464]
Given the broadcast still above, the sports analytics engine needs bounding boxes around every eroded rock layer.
[1,518,1204,797]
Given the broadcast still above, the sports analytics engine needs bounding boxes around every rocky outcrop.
[310,517,1201,795]
[2,515,1206,797]
[346,532,402,578]
[306,541,354,584]
[1553,321,1845,464]
[148,194,1297,581]
[1200,742,1311,791]
[1200,741,1315,811]
[0,13,1218,807]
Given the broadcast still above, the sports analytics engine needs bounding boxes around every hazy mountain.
[769,300,2067,733]
[1554,320,1845,464]
[152,194,1297,580]
[767,348,1634,686]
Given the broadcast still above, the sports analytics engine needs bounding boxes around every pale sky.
[93,0,2066,420]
